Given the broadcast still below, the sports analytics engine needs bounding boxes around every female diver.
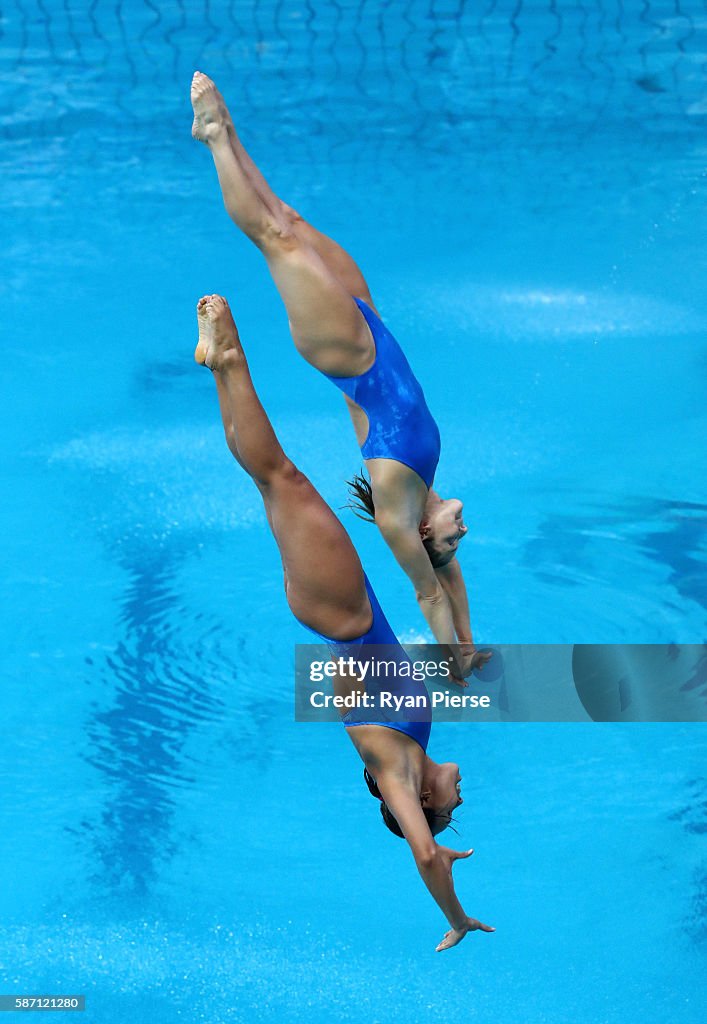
[190,72,490,680]
[194,292,494,952]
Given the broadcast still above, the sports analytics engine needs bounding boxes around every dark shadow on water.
[138,361,192,393]
[524,496,707,613]
[638,504,707,613]
[71,540,232,903]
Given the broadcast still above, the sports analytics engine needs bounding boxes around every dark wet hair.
[346,470,453,569]
[364,768,447,839]
[347,471,376,522]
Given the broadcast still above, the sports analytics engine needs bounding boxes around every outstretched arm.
[435,559,492,671]
[377,775,494,952]
[435,558,473,643]
[375,513,467,679]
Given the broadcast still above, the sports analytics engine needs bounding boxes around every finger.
[451,848,474,860]
[435,934,455,952]
[471,920,495,933]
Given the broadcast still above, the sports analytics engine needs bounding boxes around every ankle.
[212,347,245,373]
[205,121,230,147]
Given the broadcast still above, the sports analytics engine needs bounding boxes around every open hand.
[436,916,495,952]
[433,847,495,951]
[437,845,475,875]
[460,646,493,676]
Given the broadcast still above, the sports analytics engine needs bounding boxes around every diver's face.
[427,762,463,835]
[427,499,467,560]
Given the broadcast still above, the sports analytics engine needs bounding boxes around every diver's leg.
[196,295,371,638]
[191,73,374,377]
[280,205,378,312]
[191,72,376,307]
[197,294,288,482]
[233,146,376,307]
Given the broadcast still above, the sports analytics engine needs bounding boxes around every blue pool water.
[1,1,706,1021]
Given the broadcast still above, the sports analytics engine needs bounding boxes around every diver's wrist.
[449,909,468,931]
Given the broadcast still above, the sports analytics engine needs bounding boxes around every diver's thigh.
[262,234,374,376]
[263,467,369,636]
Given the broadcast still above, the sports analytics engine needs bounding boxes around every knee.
[280,202,304,227]
[273,457,303,485]
[260,456,305,491]
[258,215,301,255]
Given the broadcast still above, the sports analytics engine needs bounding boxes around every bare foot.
[190,71,233,144]
[195,295,242,371]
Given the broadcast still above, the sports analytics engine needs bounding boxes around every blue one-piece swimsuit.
[322,298,441,490]
[300,575,432,753]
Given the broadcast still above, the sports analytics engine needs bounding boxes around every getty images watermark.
[307,653,491,714]
[294,643,707,723]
